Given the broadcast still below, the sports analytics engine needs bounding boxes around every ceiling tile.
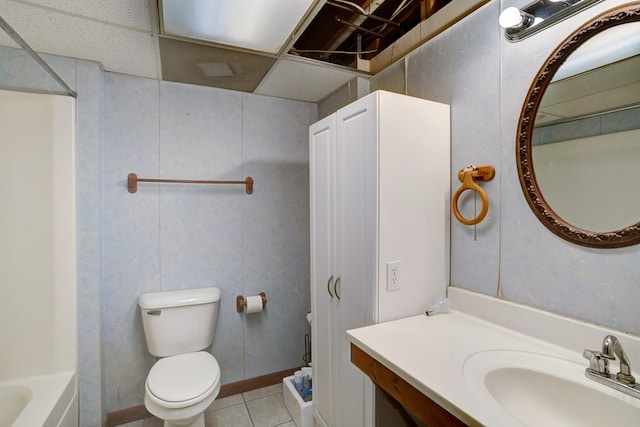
[159,37,276,93]
[11,0,152,30]
[255,57,359,102]
[160,0,316,54]
[0,1,158,78]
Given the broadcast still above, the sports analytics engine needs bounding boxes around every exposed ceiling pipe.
[328,0,400,26]
[324,0,388,52]
[335,17,388,38]
[333,0,368,15]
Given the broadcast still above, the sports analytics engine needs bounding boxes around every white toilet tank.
[138,287,221,357]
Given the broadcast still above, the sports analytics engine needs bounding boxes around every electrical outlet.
[386,261,400,291]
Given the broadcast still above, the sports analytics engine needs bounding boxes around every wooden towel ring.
[452,165,495,225]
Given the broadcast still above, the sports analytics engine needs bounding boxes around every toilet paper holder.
[236,292,267,313]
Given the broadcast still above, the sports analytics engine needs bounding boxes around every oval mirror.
[517,3,640,248]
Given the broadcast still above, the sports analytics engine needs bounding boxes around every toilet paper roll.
[245,295,264,314]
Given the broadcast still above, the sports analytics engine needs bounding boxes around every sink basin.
[464,350,640,426]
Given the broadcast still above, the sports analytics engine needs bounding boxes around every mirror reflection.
[531,22,640,233]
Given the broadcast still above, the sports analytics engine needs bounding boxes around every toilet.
[138,287,222,427]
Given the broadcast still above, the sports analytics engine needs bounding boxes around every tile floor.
[122,383,295,427]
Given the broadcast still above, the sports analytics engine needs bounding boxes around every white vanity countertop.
[346,287,640,426]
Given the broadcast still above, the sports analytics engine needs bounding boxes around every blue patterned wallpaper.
[75,59,104,427]
[101,74,315,412]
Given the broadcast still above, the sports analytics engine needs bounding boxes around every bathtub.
[0,371,77,427]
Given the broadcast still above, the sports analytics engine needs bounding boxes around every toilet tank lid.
[138,287,221,310]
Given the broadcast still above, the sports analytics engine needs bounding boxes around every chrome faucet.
[602,335,636,384]
[583,334,639,400]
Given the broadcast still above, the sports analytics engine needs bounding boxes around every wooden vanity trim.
[351,343,467,427]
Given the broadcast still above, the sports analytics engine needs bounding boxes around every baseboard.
[105,405,152,427]
[105,366,302,426]
[217,366,302,398]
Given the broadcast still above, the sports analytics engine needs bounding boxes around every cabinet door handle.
[327,275,334,298]
[334,277,341,300]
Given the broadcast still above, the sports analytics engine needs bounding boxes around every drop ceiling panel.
[160,0,317,54]
[255,57,359,102]
[539,56,640,123]
[159,37,277,93]
[0,0,158,78]
[15,0,152,30]
[540,82,640,120]
[543,56,640,106]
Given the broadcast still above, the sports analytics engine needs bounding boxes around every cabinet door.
[310,115,336,427]
[335,95,377,427]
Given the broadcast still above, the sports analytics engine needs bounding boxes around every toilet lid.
[147,351,220,403]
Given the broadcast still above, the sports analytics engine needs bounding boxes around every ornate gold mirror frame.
[517,2,640,248]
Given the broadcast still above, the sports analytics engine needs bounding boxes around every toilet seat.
[146,351,220,409]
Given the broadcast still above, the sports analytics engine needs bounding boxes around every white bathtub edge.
[2,371,76,427]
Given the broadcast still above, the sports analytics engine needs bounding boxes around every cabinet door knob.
[335,277,341,300]
[327,275,334,298]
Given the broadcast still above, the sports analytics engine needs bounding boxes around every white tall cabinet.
[310,90,450,427]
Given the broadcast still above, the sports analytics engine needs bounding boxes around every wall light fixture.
[499,0,604,42]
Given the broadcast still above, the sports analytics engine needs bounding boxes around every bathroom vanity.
[347,287,640,426]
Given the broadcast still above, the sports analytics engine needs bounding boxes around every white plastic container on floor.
[283,376,312,427]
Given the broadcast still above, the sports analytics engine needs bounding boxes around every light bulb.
[499,7,534,29]
[425,297,450,316]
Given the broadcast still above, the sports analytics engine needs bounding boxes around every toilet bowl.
[144,351,220,427]
[138,287,222,427]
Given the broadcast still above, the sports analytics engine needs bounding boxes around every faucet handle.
[583,349,610,374]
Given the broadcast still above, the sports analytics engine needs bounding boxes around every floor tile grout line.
[242,385,285,402]
[135,384,291,427]
[246,399,257,427]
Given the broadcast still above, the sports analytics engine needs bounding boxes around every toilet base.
[163,412,204,427]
